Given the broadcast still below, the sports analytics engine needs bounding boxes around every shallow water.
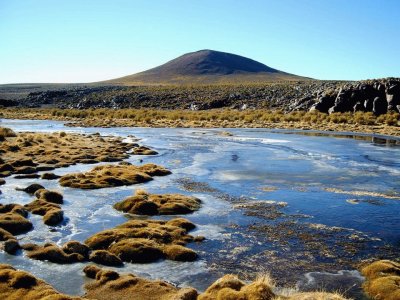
[0,119,399,298]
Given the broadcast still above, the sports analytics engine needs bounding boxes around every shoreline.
[1,108,399,137]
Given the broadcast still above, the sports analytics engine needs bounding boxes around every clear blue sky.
[0,0,399,83]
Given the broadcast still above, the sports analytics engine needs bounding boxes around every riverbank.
[1,108,400,136]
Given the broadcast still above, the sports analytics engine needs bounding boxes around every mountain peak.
[152,49,279,76]
[106,50,309,85]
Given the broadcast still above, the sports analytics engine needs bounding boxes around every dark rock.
[386,84,400,112]
[353,102,365,112]
[364,98,374,111]
[329,88,357,113]
[309,94,336,113]
[373,97,387,115]
[0,99,18,107]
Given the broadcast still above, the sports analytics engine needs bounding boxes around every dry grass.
[83,264,197,300]
[0,263,352,299]
[0,264,81,300]
[361,260,400,300]
[0,129,138,178]
[59,163,171,189]
[2,108,399,136]
[84,218,198,263]
[113,189,201,215]
[0,204,32,235]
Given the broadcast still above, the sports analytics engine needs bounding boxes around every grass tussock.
[0,127,16,141]
[59,163,171,189]
[113,189,201,215]
[361,260,400,300]
[0,264,80,299]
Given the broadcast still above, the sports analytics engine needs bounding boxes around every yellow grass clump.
[59,163,171,189]
[114,189,201,215]
[361,260,400,300]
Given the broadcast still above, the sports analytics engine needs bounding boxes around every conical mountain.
[106,49,310,85]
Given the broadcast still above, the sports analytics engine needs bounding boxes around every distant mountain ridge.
[105,49,310,85]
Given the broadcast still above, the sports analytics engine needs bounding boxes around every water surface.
[0,119,399,298]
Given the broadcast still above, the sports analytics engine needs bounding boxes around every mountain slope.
[105,50,310,85]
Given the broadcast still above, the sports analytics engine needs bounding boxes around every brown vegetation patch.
[22,240,90,264]
[85,218,198,263]
[16,183,44,194]
[22,240,125,267]
[0,204,32,235]
[23,242,86,264]
[59,163,171,189]
[361,260,400,300]
[0,129,137,178]
[3,108,400,136]
[41,172,61,180]
[0,263,351,300]
[83,265,198,300]
[34,189,63,204]
[0,264,81,300]
[0,127,17,140]
[132,146,158,155]
[234,200,288,220]
[114,189,201,215]
[199,274,347,300]
[89,250,123,266]
[24,189,65,226]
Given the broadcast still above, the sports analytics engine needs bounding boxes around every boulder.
[373,96,387,115]
[353,101,364,112]
[386,83,400,112]
[309,95,336,113]
[364,98,374,111]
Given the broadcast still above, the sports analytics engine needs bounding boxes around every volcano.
[105,49,310,85]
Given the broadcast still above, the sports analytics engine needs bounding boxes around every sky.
[0,0,399,83]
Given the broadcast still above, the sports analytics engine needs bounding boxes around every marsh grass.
[8,107,398,126]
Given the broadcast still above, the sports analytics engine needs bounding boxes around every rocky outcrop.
[310,78,400,115]
[2,78,399,114]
